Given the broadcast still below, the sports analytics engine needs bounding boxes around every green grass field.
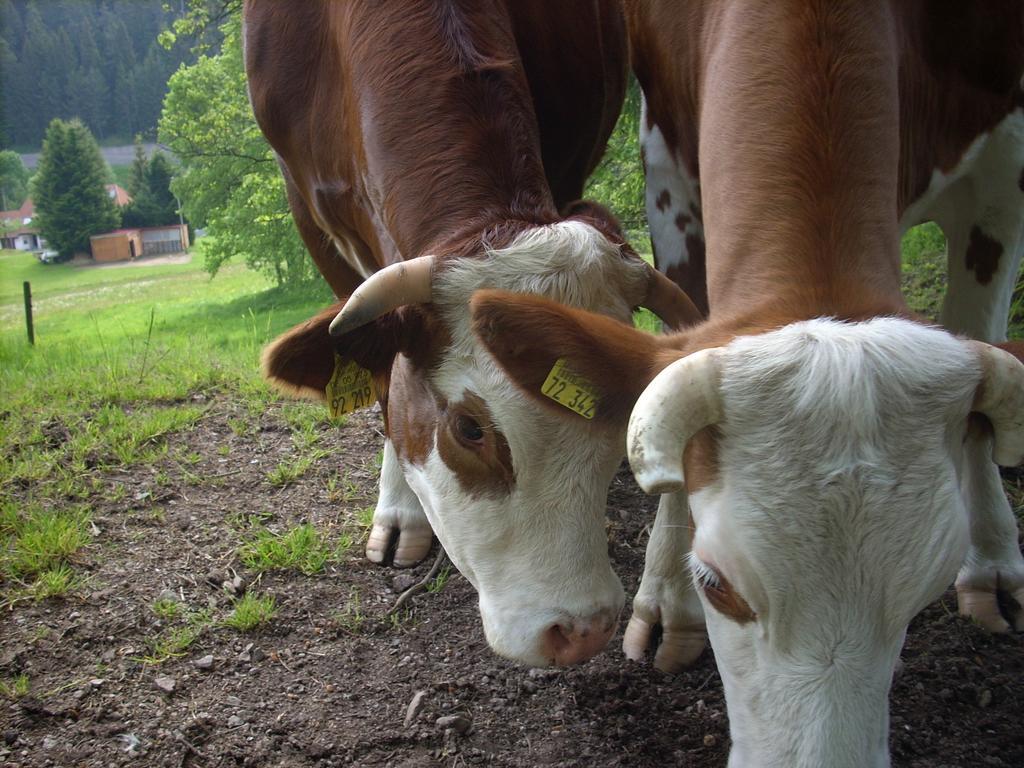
[0,244,335,603]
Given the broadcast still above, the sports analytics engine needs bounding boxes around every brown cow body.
[244,1,626,295]
[472,1,1024,763]
[243,1,703,668]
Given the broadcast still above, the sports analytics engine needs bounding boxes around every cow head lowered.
[262,219,700,667]
[471,292,1024,766]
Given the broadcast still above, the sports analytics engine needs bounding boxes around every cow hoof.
[622,614,706,673]
[365,523,433,568]
[955,585,1018,633]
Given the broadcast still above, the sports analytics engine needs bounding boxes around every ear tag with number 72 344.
[541,358,598,420]
[326,355,375,419]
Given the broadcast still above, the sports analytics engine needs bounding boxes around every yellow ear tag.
[542,358,598,420]
[326,354,375,419]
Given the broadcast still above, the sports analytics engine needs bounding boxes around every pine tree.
[123,150,180,228]
[127,135,149,198]
[32,118,120,259]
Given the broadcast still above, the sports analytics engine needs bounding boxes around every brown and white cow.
[242,1,700,667]
[471,1,1024,763]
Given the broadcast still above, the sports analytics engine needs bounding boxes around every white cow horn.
[329,255,436,337]
[641,266,703,330]
[628,347,723,494]
[971,341,1024,466]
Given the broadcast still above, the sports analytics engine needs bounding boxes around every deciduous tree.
[159,12,313,286]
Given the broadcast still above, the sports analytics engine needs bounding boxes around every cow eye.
[689,554,757,624]
[455,414,484,444]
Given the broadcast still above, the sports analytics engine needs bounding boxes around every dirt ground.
[2,397,1023,767]
[72,253,192,270]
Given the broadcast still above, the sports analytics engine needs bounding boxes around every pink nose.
[542,611,618,666]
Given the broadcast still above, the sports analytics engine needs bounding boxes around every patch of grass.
[151,597,182,620]
[141,608,212,664]
[266,449,327,488]
[224,592,277,631]
[332,588,364,634]
[326,471,362,504]
[238,523,342,575]
[426,563,452,594]
[280,402,325,434]
[226,416,252,436]
[356,505,375,529]
[2,506,91,580]
[0,674,30,700]
[27,564,82,600]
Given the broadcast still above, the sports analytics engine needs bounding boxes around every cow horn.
[329,255,436,337]
[641,266,703,330]
[628,347,723,494]
[970,342,1024,466]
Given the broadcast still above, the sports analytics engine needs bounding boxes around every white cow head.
[471,296,1024,766]
[263,218,701,667]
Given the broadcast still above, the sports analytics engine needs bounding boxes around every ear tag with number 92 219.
[541,358,598,419]
[326,355,375,419]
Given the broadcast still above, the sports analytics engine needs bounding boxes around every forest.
[0,0,197,149]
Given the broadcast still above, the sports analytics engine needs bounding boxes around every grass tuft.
[27,564,82,600]
[238,523,342,575]
[224,592,276,631]
[0,674,30,700]
[2,506,91,580]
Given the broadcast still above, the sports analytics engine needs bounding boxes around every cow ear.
[262,302,437,403]
[262,304,342,401]
[470,289,678,424]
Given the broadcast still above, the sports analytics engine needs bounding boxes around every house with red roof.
[0,198,43,251]
[1,185,133,253]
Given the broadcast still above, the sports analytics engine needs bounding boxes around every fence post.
[23,281,34,346]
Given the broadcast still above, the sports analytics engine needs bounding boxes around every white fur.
[640,96,704,273]
[684,318,976,767]
[397,221,645,664]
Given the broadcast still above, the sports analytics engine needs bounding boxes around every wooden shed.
[90,229,142,262]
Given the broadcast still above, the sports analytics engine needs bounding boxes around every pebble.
[89,679,104,688]
[157,589,179,604]
[41,736,57,750]
[527,668,559,679]
[154,676,176,694]
[703,734,717,747]
[194,655,215,670]
[435,715,472,735]
[227,715,245,728]
[977,688,993,708]
[393,574,418,592]
[404,690,428,729]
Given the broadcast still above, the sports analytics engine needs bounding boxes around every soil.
[73,253,192,270]
[2,396,1023,767]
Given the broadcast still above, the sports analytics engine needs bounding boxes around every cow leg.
[933,112,1024,631]
[623,491,707,671]
[367,438,434,568]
